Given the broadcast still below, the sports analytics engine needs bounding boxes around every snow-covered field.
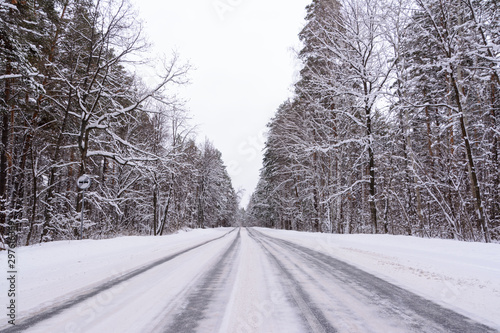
[1,227,499,332]
[256,228,500,330]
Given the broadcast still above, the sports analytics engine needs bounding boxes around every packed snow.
[256,228,500,330]
[1,227,499,332]
[2,228,231,322]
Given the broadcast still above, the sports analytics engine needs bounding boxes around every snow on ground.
[216,228,307,333]
[0,228,231,319]
[1,227,499,332]
[256,228,500,331]
[22,228,239,333]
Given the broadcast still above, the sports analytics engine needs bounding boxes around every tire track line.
[161,228,241,333]
[2,228,238,333]
[251,228,498,333]
[247,228,336,333]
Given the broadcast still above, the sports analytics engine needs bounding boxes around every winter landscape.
[1,0,499,332]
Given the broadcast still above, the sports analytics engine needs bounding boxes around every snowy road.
[2,227,498,333]
[247,229,497,333]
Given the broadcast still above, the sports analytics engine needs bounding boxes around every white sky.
[130,0,310,207]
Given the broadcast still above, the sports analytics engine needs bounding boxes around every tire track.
[247,228,337,333]
[250,228,498,333]
[2,228,238,333]
[161,228,241,333]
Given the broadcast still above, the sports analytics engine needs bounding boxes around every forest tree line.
[247,0,499,242]
[0,0,239,247]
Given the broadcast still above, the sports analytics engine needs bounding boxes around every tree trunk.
[0,109,9,237]
[1,62,12,237]
[404,106,426,236]
[450,71,491,243]
[490,78,499,228]
[312,151,321,232]
[25,147,37,246]
[336,159,342,234]
[40,88,73,242]
[153,184,158,236]
[158,176,174,235]
[366,107,378,234]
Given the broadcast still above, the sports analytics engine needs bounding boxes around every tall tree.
[250,0,499,242]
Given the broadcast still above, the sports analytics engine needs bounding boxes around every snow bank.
[256,228,500,330]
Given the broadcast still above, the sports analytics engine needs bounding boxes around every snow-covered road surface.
[248,228,496,332]
[1,227,499,332]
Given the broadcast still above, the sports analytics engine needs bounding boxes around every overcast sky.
[130,0,310,207]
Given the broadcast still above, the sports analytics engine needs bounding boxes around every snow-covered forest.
[247,0,499,242]
[1,0,499,247]
[0,0,239,246]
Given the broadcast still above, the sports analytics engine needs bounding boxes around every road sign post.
[77,175,92,240]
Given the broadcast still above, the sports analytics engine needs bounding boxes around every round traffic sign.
[77,175,92,190]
